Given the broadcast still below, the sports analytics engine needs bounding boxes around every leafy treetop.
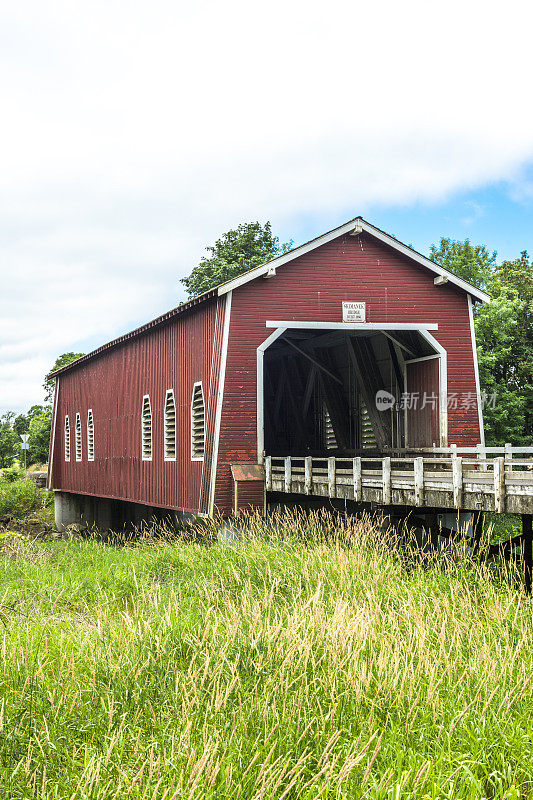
[181,222,292,298]
[429,237,532,446]
[44,352,85,403]
[429,238,497,291]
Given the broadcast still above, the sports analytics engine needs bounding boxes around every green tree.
[429,238,497,290]
[475,251,533,445]
[44,352,85,403]
[13,405,46,438]
[27,406,53,465]
[181,222,292,297]
[0,413,21,468]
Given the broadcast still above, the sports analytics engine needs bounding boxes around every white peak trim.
[217,217,490,304]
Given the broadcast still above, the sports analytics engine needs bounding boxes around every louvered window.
[324,406,337,450]
[164,390,176,461]
[75,413,82,462]
[87,409,94,461]
[361,400,377,449]
[64,415,70,462]
[142,395,152,461]
[191,382,205,460]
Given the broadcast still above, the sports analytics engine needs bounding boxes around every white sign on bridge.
[342,301,366,322]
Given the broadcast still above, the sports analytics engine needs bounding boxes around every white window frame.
[75,412,82,462]
[87,409,94,461]
[141,394,152,462]
[164,389,177,462]
[64,415,70,462]
[191,381,205,462]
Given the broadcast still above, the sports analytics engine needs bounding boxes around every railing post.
[265,456,272,491]
[328,457,336,498]
[494,456,505,513]
[476,442,488,471]
[505,443,513,473]
[452,454,463,508]
[284,456,291,494]
[353,457,362,503]
[414,457,424,506]
[304,456,312,495]
[382,457,391,505]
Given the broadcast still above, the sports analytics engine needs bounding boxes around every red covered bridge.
[48,217,532,531]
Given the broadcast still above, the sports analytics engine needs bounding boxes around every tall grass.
[0,510,532,798]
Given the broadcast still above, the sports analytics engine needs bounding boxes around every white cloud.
[1,0,533,413]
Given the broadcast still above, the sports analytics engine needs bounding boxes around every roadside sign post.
[20,434,29,471]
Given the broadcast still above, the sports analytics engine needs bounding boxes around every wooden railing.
[264,448,533,514]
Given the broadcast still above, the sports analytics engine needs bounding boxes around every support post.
[382,457,391,505]
[472,510,484,556]
[353,457,362,503]
[304,456,312,495]
[524,515,532,595]
[265,456,272,491]
[452,454,463,508]
[284,456,291,493]
[328,457,336,498]
[414,457,424,506]
[494,456,505,513]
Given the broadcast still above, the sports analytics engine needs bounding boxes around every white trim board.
[208,290,233,515]
[47,376,60,489]
[217,217,490,304]
[257,322,449,460]
[468,294,485,446]
[199,298,221,512]
[416,329,448,447]
[266,321,439,331]
[257,327,287,463]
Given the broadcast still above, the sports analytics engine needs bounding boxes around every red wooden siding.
[214,232,481,513]
[406,358,440,447]
[51,297,225,513]
[234,481,265,515]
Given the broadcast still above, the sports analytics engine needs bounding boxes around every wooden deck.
[265,447,533,515]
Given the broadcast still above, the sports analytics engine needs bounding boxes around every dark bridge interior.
[263,329,435,457]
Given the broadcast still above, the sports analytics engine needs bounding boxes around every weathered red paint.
[406,358,440,447]
[51,297,226,513]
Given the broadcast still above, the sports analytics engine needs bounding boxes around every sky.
[1,0,533,415]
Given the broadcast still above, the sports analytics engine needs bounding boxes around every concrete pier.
[54,491,195,532]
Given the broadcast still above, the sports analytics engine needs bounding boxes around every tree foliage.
[181,222,292,298]
[27,406,54,464]
[430,238,532,445]
[44,352,85,403]
[0,413,21,468]
[429,237,497,290]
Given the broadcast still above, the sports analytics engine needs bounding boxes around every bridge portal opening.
[262,328,441,457]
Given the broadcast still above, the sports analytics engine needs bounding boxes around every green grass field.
[0,511,532,799]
